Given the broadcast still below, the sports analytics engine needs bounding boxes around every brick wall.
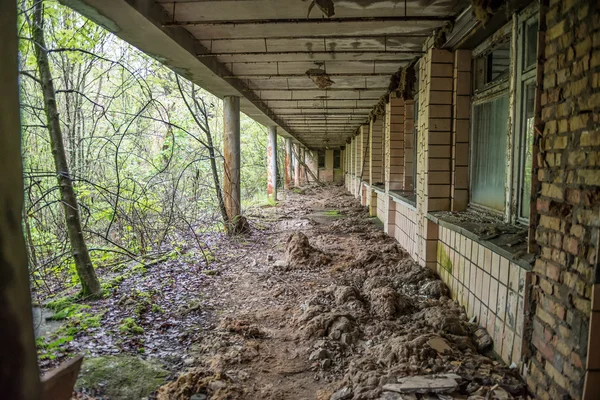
[451,50,471,211]
[386,96,405,191]
[360,124,370,180]
[355,132,361,197]
[529,1,600,398]
[415,48,454,269]
[370,118,384,186]
[380,112,387,185]
[404,99,415,191]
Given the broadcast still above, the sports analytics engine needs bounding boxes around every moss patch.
[322,209,342,216]
[438,245,453,274]
[76,356,168,399]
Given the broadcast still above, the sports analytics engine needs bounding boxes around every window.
[469,6,538,222]
[515,13,539,221]
[470,38,511,213]
[473,41,511,91]
[333,150,341,169]
[318,151,325,168]
[471,94,509,211]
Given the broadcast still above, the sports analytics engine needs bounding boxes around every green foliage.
[19,0,269,297]
[119,318,144,335]
[75,356,168,399]
[323,209,342,216]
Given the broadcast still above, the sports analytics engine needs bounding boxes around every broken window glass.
[474,41,511,91]
[470,94,509,212]
[318,151,326,168]
[519,83,536,219]
[524,20,539,71]
[333,150,341,169]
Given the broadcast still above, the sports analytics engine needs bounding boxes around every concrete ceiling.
[62,0,469,149]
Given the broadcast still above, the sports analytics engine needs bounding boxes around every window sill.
[372,184,385,193]
[427,208,534,271]
[389,190,416,208]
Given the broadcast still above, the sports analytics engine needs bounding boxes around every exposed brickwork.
[353,134,362,197]
[451,49,471,211]
[404,99,415,191]
[530,1,600,398]
[370,118,384,186]
[380,112,387,185]
[385,96,406,191]
[416,48,454,269]
[360,124,370,180]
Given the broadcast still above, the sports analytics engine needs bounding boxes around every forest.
[19,0,281,367]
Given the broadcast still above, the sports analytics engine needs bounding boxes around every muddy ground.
[154,185,528,400]
[47,185,528,399]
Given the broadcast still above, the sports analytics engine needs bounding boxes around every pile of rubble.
[156,186,528,400]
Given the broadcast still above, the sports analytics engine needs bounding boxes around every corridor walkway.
[154,185,526,400]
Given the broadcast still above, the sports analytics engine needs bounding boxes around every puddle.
[32,307,63,338]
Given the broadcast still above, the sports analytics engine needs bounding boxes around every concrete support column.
[294,143,301,187]
[403,99,415,191]
[451,50,472,211]
[415,48,454,269]
[369,117,383,186]
[386,96,406,192]
[223,96,241,225]
[284,137,292,189]
[354,133,361,197]
[267,126,277,200]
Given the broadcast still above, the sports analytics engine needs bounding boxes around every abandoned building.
[2,0,600,399]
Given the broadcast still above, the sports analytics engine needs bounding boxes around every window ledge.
[372,184,385,194]
[389,190,416,208]
[427,209,534,271]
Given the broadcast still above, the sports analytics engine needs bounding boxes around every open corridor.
[149,185,525,399]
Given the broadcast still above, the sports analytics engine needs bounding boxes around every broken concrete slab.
[378,391,417,400]
[382,374,461,394]
[427,336,452,355]
[473,327,493,352]
[330,386,353,400]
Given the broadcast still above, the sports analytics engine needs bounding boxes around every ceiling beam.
[199,50,422,57]
[270,107,372,110]
[164,16,454,27]
[226,72,391,78]
[206,33,430,41]
[254,88,388,92]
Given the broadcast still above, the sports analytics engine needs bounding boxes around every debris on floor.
[111,185,528,399]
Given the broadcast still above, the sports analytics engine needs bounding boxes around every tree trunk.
[203,113,230,231]
[292,147,323,186]
[176,77,230,232]
[31,1,101,297]
[0,0,42,396]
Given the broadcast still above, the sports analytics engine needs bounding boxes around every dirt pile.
[284,232,329,269]
[154,186,527,400]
